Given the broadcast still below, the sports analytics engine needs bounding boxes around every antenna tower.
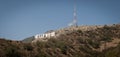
[73,0,77,27]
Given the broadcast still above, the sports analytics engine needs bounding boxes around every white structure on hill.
[34,32,56,39]
[32,31,57,42]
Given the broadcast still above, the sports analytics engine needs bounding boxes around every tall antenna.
[73,0,77,27]
[68,0,78,27]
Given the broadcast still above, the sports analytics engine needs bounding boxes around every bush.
[6,47,21,57]
[24,44,33,51]
[87,39,100,49]
[101,36,112,42]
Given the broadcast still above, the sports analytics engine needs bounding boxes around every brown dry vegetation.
[0,24,120,57]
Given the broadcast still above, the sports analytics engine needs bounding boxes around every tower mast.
[73,0,77,27]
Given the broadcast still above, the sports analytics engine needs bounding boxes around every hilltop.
[0,24,120,57]
[22,24,119,43]
[24,24,104,42]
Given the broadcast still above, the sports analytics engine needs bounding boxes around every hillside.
[0,24,120,57]
[22,36,35,43]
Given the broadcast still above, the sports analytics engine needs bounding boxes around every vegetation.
[22,36,35,43]
[0,24,120,57]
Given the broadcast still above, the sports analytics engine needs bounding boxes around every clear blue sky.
[0,0,120,40]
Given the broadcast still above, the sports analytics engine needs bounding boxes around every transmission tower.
[68,0,78,27]
[73,0,78,27]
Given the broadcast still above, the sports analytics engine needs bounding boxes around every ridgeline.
[0,24,120,57]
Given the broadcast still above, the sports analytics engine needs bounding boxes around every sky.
[0,0,120,40]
